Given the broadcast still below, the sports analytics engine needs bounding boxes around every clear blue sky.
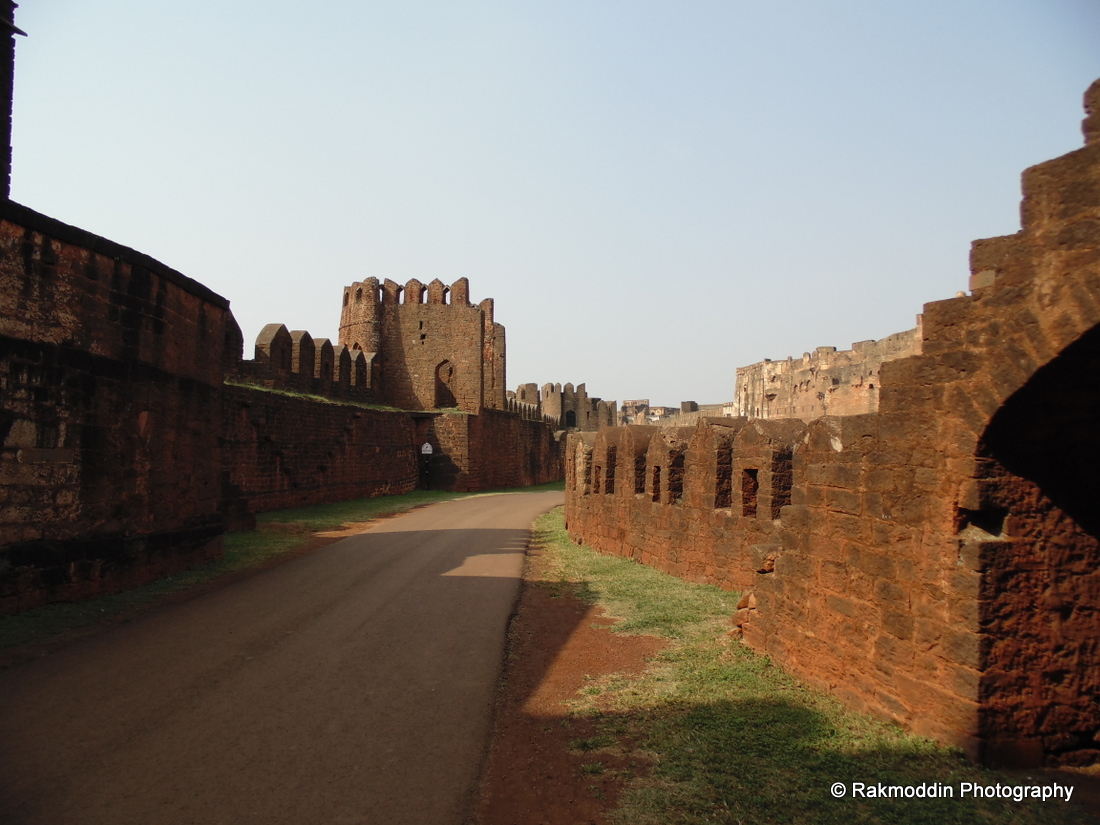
[11,1,1100,406]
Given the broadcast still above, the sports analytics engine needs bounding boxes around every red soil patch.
[474,543,666,825]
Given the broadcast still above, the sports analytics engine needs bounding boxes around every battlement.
[509,381,616,431]
[340,277,473,311]
[503,395,561,428]
[337,277,504,413]
[228,322,375,402]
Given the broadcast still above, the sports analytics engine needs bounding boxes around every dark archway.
[565,410,577,429]
[435,361,456,409]
[976,323,1100,767]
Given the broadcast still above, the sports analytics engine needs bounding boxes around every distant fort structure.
[734,325,923,421]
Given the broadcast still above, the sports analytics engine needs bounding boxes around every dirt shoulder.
[473,534,666,825]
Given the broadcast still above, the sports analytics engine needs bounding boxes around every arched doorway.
[435,361,456,408]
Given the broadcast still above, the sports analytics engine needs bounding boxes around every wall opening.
[634,454,647,495]
[435,360,457,408]
[668,451,685,504]
[605,446,617,494]
[770,448,793,518]
[742,468,759,517]
[715,444,733,509]
[565,410,577,428]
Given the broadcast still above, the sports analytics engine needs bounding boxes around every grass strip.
[531,507,1092,825]
[223,379,410,411]
[0,481,564,654]
[259,481,564,532]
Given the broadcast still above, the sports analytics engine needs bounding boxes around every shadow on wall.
[977,322,1100,768]
[981,323,1100,535]
[425,451,461,491]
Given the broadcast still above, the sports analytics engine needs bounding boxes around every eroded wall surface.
[566,80,1100,768]
[0,202,232,613]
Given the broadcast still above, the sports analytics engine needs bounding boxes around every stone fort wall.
[0,239,564,613]
[0,201,232,613]
[518,382,616,431]
[565,80,1100,768]
[0,204,563,612]
[735,325,922,421]
[221,385,419,516]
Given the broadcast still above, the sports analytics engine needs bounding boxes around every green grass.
[257,481,563,531]
[0,481,564,657]
[224,379,408,411]
[531,508,1094,825]
[224,379,478,417]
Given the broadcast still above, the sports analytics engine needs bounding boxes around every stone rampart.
[0,202,564,613]
[228,323,378,403]
[0,11,562,614]
[0,201,231,613]
[421,408,563,492]
[565,79,1100,768]
[221,385,419,514]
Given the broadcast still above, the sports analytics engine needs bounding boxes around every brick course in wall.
[565,79,1100,768]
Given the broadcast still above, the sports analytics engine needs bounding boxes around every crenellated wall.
[0,9,559,615]
[229,322,375,402]
[566,79,1100,768]
[522,381,616,431]
[338,277,506,413]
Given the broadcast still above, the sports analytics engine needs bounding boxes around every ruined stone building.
[618,399,736,427]
[511,381,616,431]
[618,399,651,424]
[566,79,1100,769]
[0,16,562,615]
[735,325,922,421]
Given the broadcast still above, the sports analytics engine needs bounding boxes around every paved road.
[0,490,564,825]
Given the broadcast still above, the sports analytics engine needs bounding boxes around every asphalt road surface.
[0,490,564,825]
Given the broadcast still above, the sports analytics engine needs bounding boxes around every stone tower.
[338,277,506,414]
